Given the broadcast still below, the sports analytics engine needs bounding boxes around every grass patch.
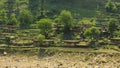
[0,46,40,56]
[0,44,119,57]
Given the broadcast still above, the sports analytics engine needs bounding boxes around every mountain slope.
[0,0,119,18]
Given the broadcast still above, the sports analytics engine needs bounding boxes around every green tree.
[8,14,19,26]
[84,27,100,40]
[59,10,74,40]
[108,19,118,38]
[39,0,46,19]
[0,9,8,24]
[59,10,73,27]
[18,10,33,29]
[37,18,53,39]
[29,0,46,19]
[29,0,40,16]
[38,34,45,46]
[105,0,118,13]
[4,0,16,19]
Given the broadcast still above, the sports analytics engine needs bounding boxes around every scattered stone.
[3,51,7,56]
[58,63,63,67]
[13,66,17,68]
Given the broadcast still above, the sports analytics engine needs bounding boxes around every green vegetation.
[105,0,118,13]
[84,27,100,40]
[0,0,120,55]
[18,10,33,28]
[108,19,118,38]
[0,9,8,24]
[8,15,18,26]
[58,10,74,40]
[37,18,53,38]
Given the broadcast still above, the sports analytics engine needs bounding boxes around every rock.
[58,63,63,67]
[3,51,7,56]
[5,66,10,68]
[13,66,17,68]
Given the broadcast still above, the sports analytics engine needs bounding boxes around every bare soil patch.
[0,52,120,68]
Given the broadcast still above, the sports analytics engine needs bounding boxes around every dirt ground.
[0,52,120,68]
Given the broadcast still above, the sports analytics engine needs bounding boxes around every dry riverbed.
[0,52,120,68]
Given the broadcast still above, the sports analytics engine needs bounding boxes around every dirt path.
[0,52,120,68]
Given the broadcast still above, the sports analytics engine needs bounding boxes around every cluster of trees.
[105,0,120,38]
[0,0,54,28]
[0,0,119,41]
[37,10,119,41]
[0,0,35,28]
[105,0,120,14]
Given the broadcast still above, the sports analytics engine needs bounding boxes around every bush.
[114,31,120,38]
[88,40,100,48]
[36,34,45,46]
[37,34,45,42]
[99,38,110,45]
[84,27,100,40]
[8,15,19,26]
[5,36,11,47]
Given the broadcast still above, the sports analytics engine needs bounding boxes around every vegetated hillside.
[45,0,107,18]
[0,0,119,18]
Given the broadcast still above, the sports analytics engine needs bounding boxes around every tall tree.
[29,0,40,17]
[8,14,18,26]
[18,10,33,29]
[4,0,16,19]
[108,19,118,38]
[37,18,53,39]
[29,0,46,19]
[105,0,118,13]
[59,10,74,40]
[39,0,45,18]
[0,9,8,24]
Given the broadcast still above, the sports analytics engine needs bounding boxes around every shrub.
[5,36,11,47]
[37,18,53,39]
[84,27,100,40]
[99,38,110,45]
[8,15,19,26]
[37,34,45,42]
[36,34,45,46]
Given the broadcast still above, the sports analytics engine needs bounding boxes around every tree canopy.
[18,10,33,28]
[37,18,53,38]
[105,0,118,13]
[59,10,74,28]
[84,27,100,40]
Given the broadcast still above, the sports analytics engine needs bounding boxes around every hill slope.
[0,0,119,18]
[45,0,106,18]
